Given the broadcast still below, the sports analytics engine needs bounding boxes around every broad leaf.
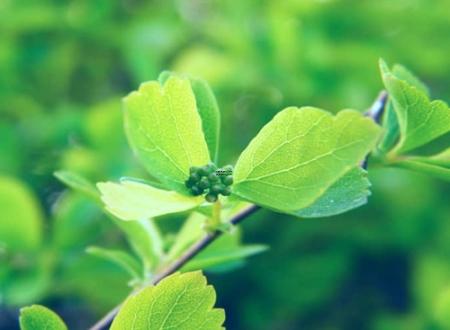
[380,60,450,153]
[111,271,225,330]
[97,179,203,221]
[159,72,221,162]
[20,305,67,330]
[86,246,143,279]
[124,76,210,193]
[0,176,43,252]
[54,170,100,202]
[293,167,371,218]
[233,107,381,213]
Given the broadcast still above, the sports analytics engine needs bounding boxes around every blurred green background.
[1,0,449,329]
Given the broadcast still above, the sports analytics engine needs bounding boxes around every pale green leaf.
[54,170,100,202]
[0,176,43,252]
[293,167,371,218]
[20,305,67,330]
[380,61,450,153]
[86,246,143,279]
[233,107,381,213]
[111,271,225,330]
[124,76,211,193]
[97,179,203,221]
[159,72,220,161]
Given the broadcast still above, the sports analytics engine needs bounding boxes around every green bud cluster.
[185,163,234,203]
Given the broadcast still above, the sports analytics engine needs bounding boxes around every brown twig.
[89,204,261,330]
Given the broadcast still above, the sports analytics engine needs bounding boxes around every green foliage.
[158,72,221,162]
[233,107,381,214]
[97,179,203,220]
[54,170,100,202]
[0,176,43,252]
[293,167,371,218]
[111,271,225,330]
[19,305,67,330]
[86,246,143,280]
[123,76,211,193]
[380,60,450,154]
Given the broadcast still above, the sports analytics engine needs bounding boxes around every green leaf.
[233,107,381,213]
[0,176,43,252]
[377,61,429,154]
[113,218,164,272]
[380,60,450,153]
[394,159,450,182]
[20,305,67,330]
[123,76,211,193]
[111,271,225,330]
[97,179,203,221]
[292,167,371,218]
[86,246,143,280]
[54,170,100,202]
[406,148,450,168]
[158,72,220,161]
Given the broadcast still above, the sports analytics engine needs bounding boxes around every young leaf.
[86,246,143,280]
[233,107,381,213]
[19,305,67,330]
[159,72,221,162]
[123,76,210,193]
[377,61,429,154]
[54,170,100,202]
[380,60,450,154]
[97,179,203,221]
[0,176,43,252]
[111,271,225,330]
[292,167,371,218]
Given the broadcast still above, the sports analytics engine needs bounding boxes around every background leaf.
[123,76,211,193]
[0,176,43,252]
[233,107,380,213]
[111,271,225,330]
[86,246,143,280]
[20,305,67,330]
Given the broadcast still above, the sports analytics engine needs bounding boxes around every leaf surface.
[380,60,450,153]
[20,305,67,330]
[233,107,380,213]
[111,271,225,330]
[293,167,371,218]
[124,76,210,193]
[97,179,202,221]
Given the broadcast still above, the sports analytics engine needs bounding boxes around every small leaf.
[97,179,203,221]
[292,167,371,218]
[86,246,143,280]
[0,176,43,252]
[124,76,210,193]
[20,305,67,330]
[159,72,221,161]
[167,212,205,261]
[233,107,381,213]
[111,271,225,330]
[54,170,100,201]
[380,60,450,153]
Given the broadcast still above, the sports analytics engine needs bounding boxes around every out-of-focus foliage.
[0,0,449,329]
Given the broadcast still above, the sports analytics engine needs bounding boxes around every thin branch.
[361,90,388,169]
[89,204,261,330]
